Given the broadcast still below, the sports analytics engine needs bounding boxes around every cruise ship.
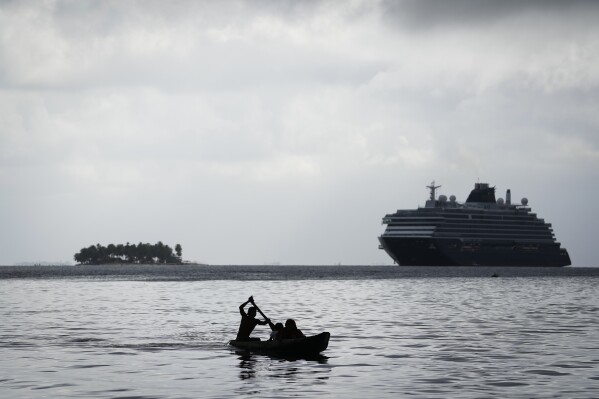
[378,182,571,266]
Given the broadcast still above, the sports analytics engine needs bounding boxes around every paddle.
[250,297,271,325]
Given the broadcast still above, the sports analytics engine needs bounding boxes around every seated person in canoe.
[279,319,305,339]
[269,322,284,341]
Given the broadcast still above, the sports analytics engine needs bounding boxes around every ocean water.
[1,265,598,398]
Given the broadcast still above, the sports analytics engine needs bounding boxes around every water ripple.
[1,273,598,398]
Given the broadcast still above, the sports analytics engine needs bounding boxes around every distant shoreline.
[1,264,598,281]
[8,262,210,267]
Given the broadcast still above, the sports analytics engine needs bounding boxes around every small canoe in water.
[229,332,330,357]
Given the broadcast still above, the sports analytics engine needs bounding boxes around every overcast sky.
[1,0,598,266]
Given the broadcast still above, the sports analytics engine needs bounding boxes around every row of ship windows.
[385,226,553,234]
[436,227,553,233]
[446,243,542,251]
[407,210,537,217]
[383,234,556,243]
[386,224,553,231]
[387,221,550,226]
[384,219,542,226]
[384,237,557,245]
[386,218,549,224]
[444,213,538,219]
[385,215,540,222]
[384,231,554,238]
[385,228,553,236]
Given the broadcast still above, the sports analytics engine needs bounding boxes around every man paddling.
[236,296,271,341]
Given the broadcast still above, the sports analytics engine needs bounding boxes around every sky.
[1,0,598,266]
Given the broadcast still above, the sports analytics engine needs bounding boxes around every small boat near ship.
[229,332,330,357]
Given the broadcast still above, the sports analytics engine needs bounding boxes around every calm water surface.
[1,266,598,398]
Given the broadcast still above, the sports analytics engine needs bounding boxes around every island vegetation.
[74,242,183,265]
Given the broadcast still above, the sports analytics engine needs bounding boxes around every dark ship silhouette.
[378,182,570,266]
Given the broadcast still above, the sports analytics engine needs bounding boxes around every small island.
[74,242,183,265]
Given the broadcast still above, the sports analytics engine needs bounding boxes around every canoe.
[229,332,330,357]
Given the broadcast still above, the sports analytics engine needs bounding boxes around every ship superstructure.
[378,182,571,266]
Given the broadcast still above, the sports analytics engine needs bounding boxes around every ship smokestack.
[506,189,511,205]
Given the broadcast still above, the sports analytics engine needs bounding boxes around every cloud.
[1,0,598,265]
[381,0,599,31]
[0,0,382,92]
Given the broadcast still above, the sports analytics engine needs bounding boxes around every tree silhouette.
[74,242,183,265]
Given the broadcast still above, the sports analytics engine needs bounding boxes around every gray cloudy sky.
[1,0,598,266]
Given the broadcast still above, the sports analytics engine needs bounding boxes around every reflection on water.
[1,272,598,398]
[233,350,332,398]
[237,352,256,380]
[235,349,330,383]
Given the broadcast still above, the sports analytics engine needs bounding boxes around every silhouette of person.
[269,322,284,341]
[280,319,305,339]
[236,296,270,341]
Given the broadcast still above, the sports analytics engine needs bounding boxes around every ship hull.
[379,236,571,267]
